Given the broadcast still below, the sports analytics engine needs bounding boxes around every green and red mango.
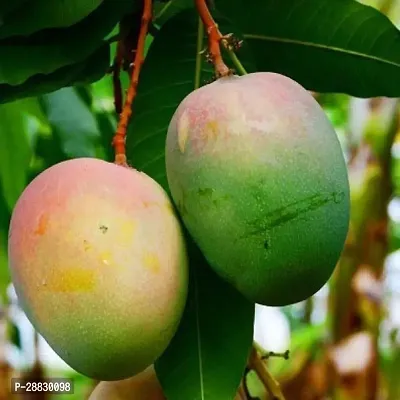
[166,72,350,306]
[8,158,188,380]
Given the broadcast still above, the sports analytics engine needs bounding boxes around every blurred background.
[2,0,400,399]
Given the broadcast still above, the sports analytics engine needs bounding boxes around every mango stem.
[194,0,231,78]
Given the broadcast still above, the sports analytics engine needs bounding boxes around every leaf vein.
[243,34,400,68]
[138,151,164,170]
[132,104,178,124]
[136,80,192,99]
[132,125,167,150]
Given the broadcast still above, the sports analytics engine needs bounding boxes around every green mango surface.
[166,72,350,306]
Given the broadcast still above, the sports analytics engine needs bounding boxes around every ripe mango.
[166,72,350,306]
[8,158,188,380]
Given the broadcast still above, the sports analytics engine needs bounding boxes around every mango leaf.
[0,0,133,86]
[96,112,117,162]
[153,0,193,25]
[0,101,32,210]
[156,239,254,400]
[89,75,117,161]
[215,0,400,97]
[16,98,49,129]
[40,87,101,158]
[0,44,110,104]
[91,74,115,111]
[0,189,10,300]
[127,10,255,399]
[31,134,69,180]
[0,0,105,38]
[0,0,28,21]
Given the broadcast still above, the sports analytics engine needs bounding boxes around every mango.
[166,72,350,306]
[8,157,188,380]
[88,365,165,399]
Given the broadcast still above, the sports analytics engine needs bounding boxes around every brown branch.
[112,0,152,166]
[237,384,248,400]
[194,0,231,78]
[249,347,286,400]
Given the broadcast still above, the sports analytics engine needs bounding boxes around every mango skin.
[8,158,188,380]
[166,72,350,306]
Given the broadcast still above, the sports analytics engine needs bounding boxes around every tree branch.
[112,0,152,166]
[249,347,286,400]
[194,0,231,77]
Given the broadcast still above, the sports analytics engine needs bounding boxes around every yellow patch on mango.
[177,111,190,153]
[117,221,136,243]
[34,214,48,235]
[99,250,114,266]
[46,267,96,292]
[203,120,219,143]
[164,201,175,214]
[143,252,160,274]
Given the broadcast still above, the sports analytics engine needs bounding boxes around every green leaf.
[89,75,117,161]
[0,0,133,85]
[156,239,254,400]
[75,85,94,109]
[31,133,69,178]
[0,101,32,210]
[0,189,11,300]
[153,0,193,26]
[39,87,101,158]
[0,44,110,104]
[0,0,28,21]
[96,111,117,162]
[215,0,400,97]
[0,0,105,38]
[91,74,115,112]
[16,98,49,129]
[127,10,255,399]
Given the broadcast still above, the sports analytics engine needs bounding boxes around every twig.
[249,347,286,400]
[194,0,231,78]
[253,341,290,361]
[112,0,152,166]
[261,350,290,361]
